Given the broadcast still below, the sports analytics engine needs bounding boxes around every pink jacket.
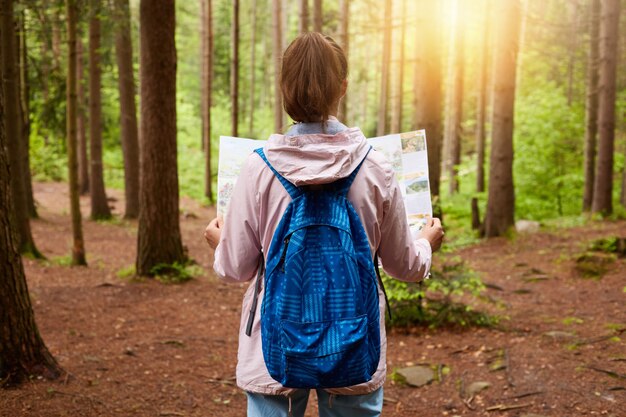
[213,127,432,396]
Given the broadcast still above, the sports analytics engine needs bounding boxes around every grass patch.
[150,261,204,284]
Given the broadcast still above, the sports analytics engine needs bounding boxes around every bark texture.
[272,0,284,132]
[476,0,491,193]
[376,0,392,136]
[338,0,349,122]
[583,0,600,211]
[66,0,87,265]
[114,0,140,218]
[77,37,90,195]
[231,0,239,136]
[313,0,322,32]
[201,0,214,201]
[1,0,39,256]
[299,0,309,33]
[136,0,185,276]
[413,0,443,197]
[483,0,521,237]
[591,0,620,216]
[88,2,112,220]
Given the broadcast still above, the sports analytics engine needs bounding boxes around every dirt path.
[1,182,624,417]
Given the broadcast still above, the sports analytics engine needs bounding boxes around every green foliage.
[29,132,67,182]
[382,257,496,328]
[150,261,204,284]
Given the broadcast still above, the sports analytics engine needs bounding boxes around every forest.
[1,0,625,416]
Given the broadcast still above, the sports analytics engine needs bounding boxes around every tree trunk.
[313,0,322,32]
[249,0,257,135]
[136,0,185,276]
[114,0,140,219]
[66,0,87,265]
[376,0,392,136]
[583,0,600,212]
[566,1,580,107]
[272,0,284,132]
[231,0,239,137]
[77,37,90,195]
[483,0,521,238]
[413,0,443,196]
[88,1,111,220]
[591,0,620,216]
[339,0,349,122]
[1,0,40,257]
[445,0,465,195]
[201,0,214,202]
[17,10,37,218]
[476,0,491,194]
[0,59,62,384]
[391,0,406,133]
[300,0,309,33]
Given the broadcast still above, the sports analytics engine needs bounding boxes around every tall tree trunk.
[313,0,322,32]
[66,0,87,265]
[413,0,443,197]
[201,0,214,202]
[483,0,521,237]
[476,0,491,194]
[583,0,600,211]
[1,0,40,256]
[17,11,37,218]
[591,0,621,216]
[300,0,309,33]
[339,0,349,122]
[0,57,62,383]
[88,0,111,220]
[445,0,465,195]
[376,0,392,136]
[231,0,239,136]
[566,1,580,107]
[77,37,90,195]
[272,0,283,132]
[249,0,257,135]
[114,0,140,218]
[136,0,185,276]
[391,0,406,133]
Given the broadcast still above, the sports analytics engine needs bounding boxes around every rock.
[396,366,435,387]
[543,330,576,341]
[516,220,540,233]
[467,381,491,396]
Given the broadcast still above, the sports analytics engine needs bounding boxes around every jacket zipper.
[279,236,291,272]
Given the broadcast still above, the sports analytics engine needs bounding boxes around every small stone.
[516,220,540,233]
[467,381,491,396]
[543,331,576,341]
[396,366,435,387]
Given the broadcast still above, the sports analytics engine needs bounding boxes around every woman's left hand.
[204,216,223,250]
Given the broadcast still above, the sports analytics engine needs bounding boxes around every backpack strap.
[254,148,302,199]
[245,254,265,337]
[374,252,393,321]
[336,146,373,197]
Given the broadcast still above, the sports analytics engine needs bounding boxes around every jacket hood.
[264,127,370,186]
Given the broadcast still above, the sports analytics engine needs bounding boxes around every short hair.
[280,32,348,123]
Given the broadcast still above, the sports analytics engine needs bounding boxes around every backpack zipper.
[279,236,291,272]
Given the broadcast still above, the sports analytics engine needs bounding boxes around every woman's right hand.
[419,217,444,252]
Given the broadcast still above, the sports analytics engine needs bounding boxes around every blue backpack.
[245,147,382,389]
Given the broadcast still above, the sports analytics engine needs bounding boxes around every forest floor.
[1,181,625,417]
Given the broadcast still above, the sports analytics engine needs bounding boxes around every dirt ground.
[1,182,625,417]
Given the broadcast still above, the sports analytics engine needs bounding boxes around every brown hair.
[280,32,348,123]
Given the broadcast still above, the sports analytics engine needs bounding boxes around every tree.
[136,0,185,276]
[17,9,37,218]
[476,0,491,193]
[248,0,257,135]
[413,0,443,196]
[200,0,214,201]
[77,36,89,195]
[0,46,61,383]
[272,0,283,132]
[583,0,600,211]
[66,0,87,265]
[231,0,239,137]
[445,0,465,195]
[88,0,112,220]
[376,0,392,136]
[483,0,522,237]
[591,0,621,215]
[114,0,140,218]
[313,0,322,32]
[1,0,40,256]
[339,0,349,121]
[300,0,309,33]
[391,0,406,133]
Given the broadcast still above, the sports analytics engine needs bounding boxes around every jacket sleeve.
[377,172,432,282]
[213,155,262,282]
